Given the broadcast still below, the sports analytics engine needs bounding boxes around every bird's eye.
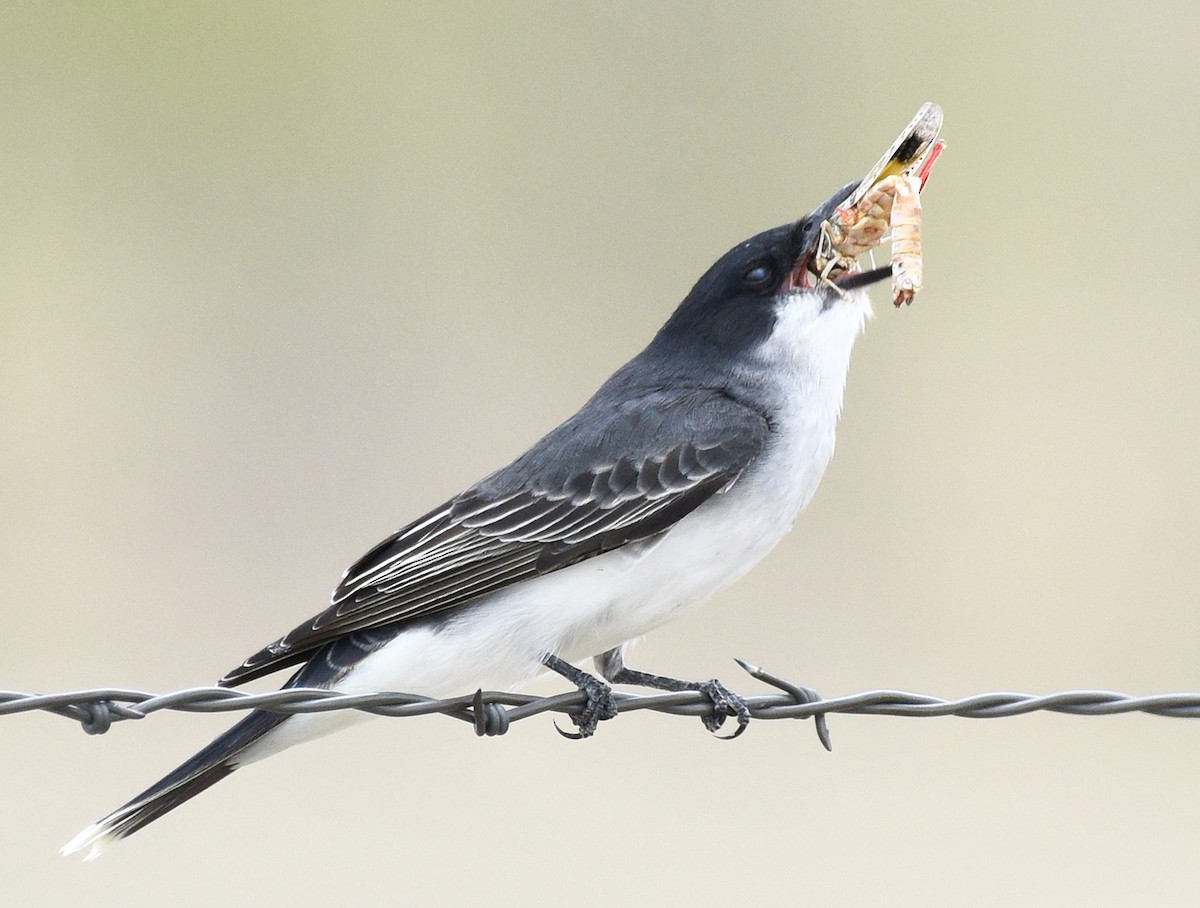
[742,261,777,291]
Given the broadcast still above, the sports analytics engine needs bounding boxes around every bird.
[61,176,906,861]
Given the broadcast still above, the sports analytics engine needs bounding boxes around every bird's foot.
[593,648,751,739]
[694,678,751,739]
[559,676,618,739]
[542,654,618,739]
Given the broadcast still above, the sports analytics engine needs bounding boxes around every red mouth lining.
[917,140,946,192]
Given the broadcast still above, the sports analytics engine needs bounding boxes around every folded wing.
[221,389,768,686]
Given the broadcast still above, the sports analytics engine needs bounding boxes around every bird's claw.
[556,675,618,739]
[698,679,751,739]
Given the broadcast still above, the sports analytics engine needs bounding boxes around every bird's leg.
[594,647,751,739]
[541,654,618,739]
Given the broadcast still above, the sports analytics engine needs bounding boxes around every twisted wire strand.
[4,660,1198,746]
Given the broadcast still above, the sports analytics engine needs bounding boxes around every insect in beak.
[812,102,946,307]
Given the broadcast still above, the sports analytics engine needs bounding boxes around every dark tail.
[60,706,288,860]
[61,632,395,859]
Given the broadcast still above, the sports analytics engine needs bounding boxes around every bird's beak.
[786,181,863,292]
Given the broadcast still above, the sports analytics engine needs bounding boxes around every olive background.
[4,3,1199,905]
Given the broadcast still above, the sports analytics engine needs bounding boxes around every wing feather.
[220,389,768,686]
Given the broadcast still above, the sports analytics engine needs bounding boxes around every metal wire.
[5,660,1198,750]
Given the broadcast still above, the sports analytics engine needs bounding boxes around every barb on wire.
[5,659,1200,750]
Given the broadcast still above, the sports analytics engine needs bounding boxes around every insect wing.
[842,102,943,211]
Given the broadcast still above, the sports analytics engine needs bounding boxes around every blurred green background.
[4,2,1200,905]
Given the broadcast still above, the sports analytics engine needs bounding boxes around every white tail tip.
[60,820,119,862]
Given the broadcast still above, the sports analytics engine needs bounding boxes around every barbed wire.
[5,661,1198,750]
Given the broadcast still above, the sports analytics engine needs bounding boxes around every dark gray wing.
[221,389,768,686]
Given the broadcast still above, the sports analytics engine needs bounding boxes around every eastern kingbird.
[62,110,943,859]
